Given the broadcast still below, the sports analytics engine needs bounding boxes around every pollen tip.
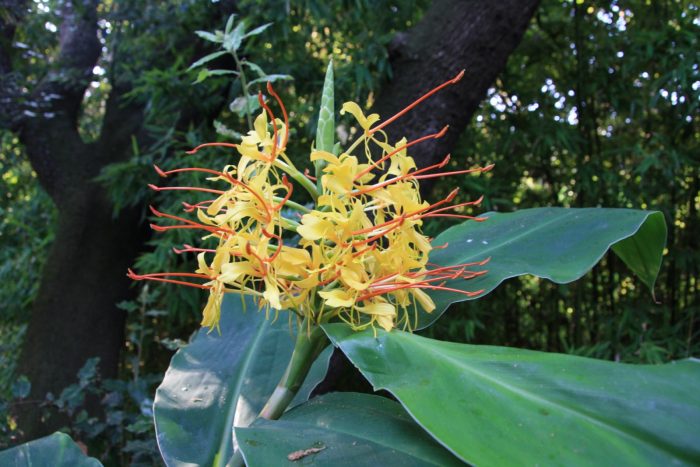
[150,223,166,232]
[474,195,485,205]
[451,69,466,83]
[436,125,449,137]
[153,164,168,177]
[185,149,197,155]
[149,205,162,217]
[148,183,160,191]
[172,247,183,254]
[483,163,495,172]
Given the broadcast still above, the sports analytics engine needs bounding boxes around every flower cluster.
[129,72,492,332]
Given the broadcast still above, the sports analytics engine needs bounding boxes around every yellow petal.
[219,261,255,284]
[310,150,340,165]
[201,284,223,331]
[297,213,334,241]
[340,101,380,131]
[318,289,355,308]
[357,302,396,331]
[411,288,436,313]
[340,264,369,291]
[196,252,212,276]
[254,110,268,141]
[263,276,282,310]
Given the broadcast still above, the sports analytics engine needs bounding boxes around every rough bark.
[317,0,540,394]
[4,0,143,440]
[372,0,540,190]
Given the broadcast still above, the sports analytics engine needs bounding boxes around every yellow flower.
[129,73,492,332]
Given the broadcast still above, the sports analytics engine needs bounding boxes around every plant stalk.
[228,322,328,467]
[232,49,254,131]
[258,322,328,419]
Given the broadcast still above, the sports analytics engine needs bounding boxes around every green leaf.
[236,393,463,467]
[241,60,266,77]
[154,296,331,467]
[229,95,261,117]
[247,74,293,87]
[611,211,666,298]
[225,14,236,35]
[188,51,228,70]
[193,69,209,84]
[243,23,273,39]
[423,208,666,328]
[324,325,700,466]
[0,432,102,466]
[195,30,222,44]
[315,61,335,181]
[193,69,237,85]
[224,21,248,52]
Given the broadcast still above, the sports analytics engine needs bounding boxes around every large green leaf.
[154,296,331,466]
[324,324,700,466]
[0,432,102,466]
[235,392,463,466]
[422,208,666,328]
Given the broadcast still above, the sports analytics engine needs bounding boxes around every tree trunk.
[16,176,148,438]
[373,0,540,188]
[3,0,237,441]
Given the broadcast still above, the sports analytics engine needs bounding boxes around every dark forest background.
[0,0,697,464]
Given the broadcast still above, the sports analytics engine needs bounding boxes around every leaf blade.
[236,393,463,467]
[422,208,666,328]
[324,324,700,466]
[0,432,102,466]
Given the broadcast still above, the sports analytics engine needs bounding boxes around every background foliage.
[423,0,699,364]
[0,0,697,464]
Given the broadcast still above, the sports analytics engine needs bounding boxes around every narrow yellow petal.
[318,289,355,308]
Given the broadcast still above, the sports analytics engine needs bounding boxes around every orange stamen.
[186,142,238,155]
[173,245,217,254]
[127,269,212,290]
[304,168,317,181]
[149,184,225,195]
[272,175,293,211]
[353,126,449,181]
[258,91,278,161]
[368,70,464,135]
[412,164,495,180]
[267,83,290,150]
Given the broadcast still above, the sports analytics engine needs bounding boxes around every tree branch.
[18,0,101,202]
[0,0,29,129]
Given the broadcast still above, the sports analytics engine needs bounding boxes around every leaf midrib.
[214,320,269,467]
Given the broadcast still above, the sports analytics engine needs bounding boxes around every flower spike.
[129,70,490,333]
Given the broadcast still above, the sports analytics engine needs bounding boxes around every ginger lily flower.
[129,74,492,332]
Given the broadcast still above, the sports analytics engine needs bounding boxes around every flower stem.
[229,322,328,467]
[232,50,254,131]
[259,322,328,420]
